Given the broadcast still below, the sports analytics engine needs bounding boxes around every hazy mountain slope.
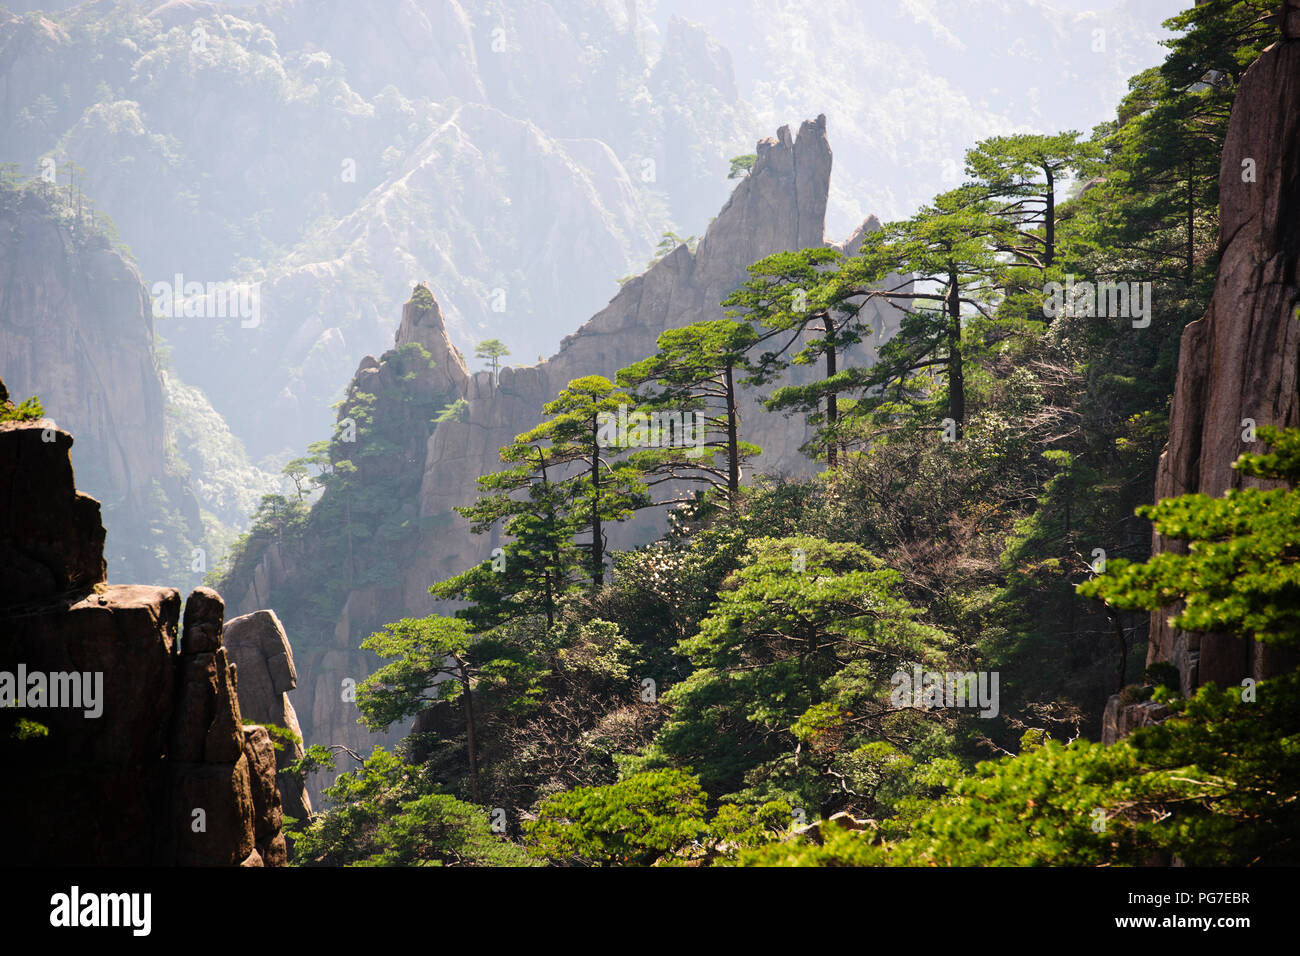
[0,0,1186,561]
[0,1,757,469]
[651,0,1183,234]
[0,177,205,587]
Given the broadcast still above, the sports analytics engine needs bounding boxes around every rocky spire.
[395,281,470,397]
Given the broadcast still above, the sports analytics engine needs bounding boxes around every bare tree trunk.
[1044,165,1056,268]
[1185,158,1195,282]
[1108,609,1128,693]
[946,269,965,438]
[823,312,838,468]
[536,449,558,630]
[459,659,482,802]
[590,416,603,586]
[724,364,740,505]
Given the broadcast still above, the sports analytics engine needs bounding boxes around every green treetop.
[617,319,760,507]
[509,376,648,588]
[723,246,862,467]
[475,338,510,385]
[727,153,756,179]
[831,186,1011,440]
[644,535,954,815]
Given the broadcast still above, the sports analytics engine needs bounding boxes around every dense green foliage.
[0,391,43,424]
[525,769,788,866]
[290,2,1298,866]
[291,747,535,866]
[769,429,1300,866]
[637,536,957,818]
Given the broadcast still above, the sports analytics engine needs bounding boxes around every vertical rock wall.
[1147,13,1300,695]
[0,186,203,585]
[0,411,294,865]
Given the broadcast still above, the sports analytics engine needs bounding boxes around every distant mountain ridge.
[0,0,1179,505]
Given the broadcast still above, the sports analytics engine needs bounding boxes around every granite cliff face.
[0,183,204,588]
[1145,12,1300,697]
[0,402,300,865]
[224,117,903,804]
[225,288,470,801]
[406,114,841,599]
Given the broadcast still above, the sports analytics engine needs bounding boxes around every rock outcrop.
[404,115,867,599]
[1101,694,1170,745]
[224,609,313,825]
[1146,13,1300,696]
[225,285,471,804]
[0,407,295,865]
[0,418,105,602]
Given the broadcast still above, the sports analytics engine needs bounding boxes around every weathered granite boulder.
[0,582,178,863]
[1101,694,1171,745]
[242,724,287,866]
[181,586,225,653]
[168,753,257,866]
[224,609,313,823]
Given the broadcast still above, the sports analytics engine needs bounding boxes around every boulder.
[169,756,257,866]
[224,609,313,823]
[0,419,105,602]
[242,725,285,864]
[181,586,225,653]
[0,583,179,865]
[1101,693,1171,745]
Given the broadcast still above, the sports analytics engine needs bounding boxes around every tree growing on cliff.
[1080,425,1300,655]
[0,390,43,423]
[509,376,649,588]
[642,231,699,271]
[727,153,756,179]
[475,338,510,387]
[281,457,312,500]
[617,319,761,506]
[830,186,1010,441]
[722,247,865,467]
[432,442,581,632]
[1075,0,1275,290]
